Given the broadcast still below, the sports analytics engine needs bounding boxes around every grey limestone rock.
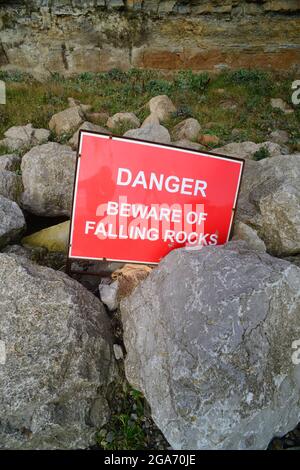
[21,142,76,217]
[0,195,26,248]
[0,253,117,449]
[121,242,300,450]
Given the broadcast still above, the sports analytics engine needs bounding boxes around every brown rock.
[106,112,140,130]
[112,264,153,300]
[87,113,110,125]
[133,48,300,72]
[199,134,220,146]
[172,118,201,141]
[141,114,160,128]
[49,107,85,136]
[148,95,176,122]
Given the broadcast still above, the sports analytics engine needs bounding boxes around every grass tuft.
[97,384,168,450]
[253,146,271,161]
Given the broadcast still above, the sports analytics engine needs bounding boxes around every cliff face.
[0,1,299,75]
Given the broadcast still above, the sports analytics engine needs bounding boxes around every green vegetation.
[224,68,270,86]
[0,68,299,149]
[253,146,271,161]
[0,143,10,155]
[97,383,168,450]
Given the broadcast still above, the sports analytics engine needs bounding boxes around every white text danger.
[117,168,207,197]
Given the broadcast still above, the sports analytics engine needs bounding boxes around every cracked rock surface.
[237,154,300,256]
[20,142,76,217]
[0,253,118,449]
[121,241,300,450]
[0,195,26,248]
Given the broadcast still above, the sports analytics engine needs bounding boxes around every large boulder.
[141,114,160,128]
[232,221,266,253]
[2,244,66,271]
[124,123,171,144]
[237,154,300,256]
[0,170,23,203]
[0,253,117,449]
[4,124,33,149]
[121,242,300,450]
[172,118,201,141]
[0,154,21,172]
[269,130,290,145]
[32,128,51,145]
[215,141,281,160]
[148,95,176,122]
[0,195,26,248]
[106,112,140,130]
[0,125,50,151]
[49,106,84,136]
[21,143,76,217]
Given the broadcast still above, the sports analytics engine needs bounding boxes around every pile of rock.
[215,141,282,160]
[124,95,174,144]
[0,92,299,450]
[236,154,300,256]
[0,124,50,152]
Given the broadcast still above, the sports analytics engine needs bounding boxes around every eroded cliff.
[0,1,299,75]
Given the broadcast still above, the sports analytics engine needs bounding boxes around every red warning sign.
[68,132,244,264]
